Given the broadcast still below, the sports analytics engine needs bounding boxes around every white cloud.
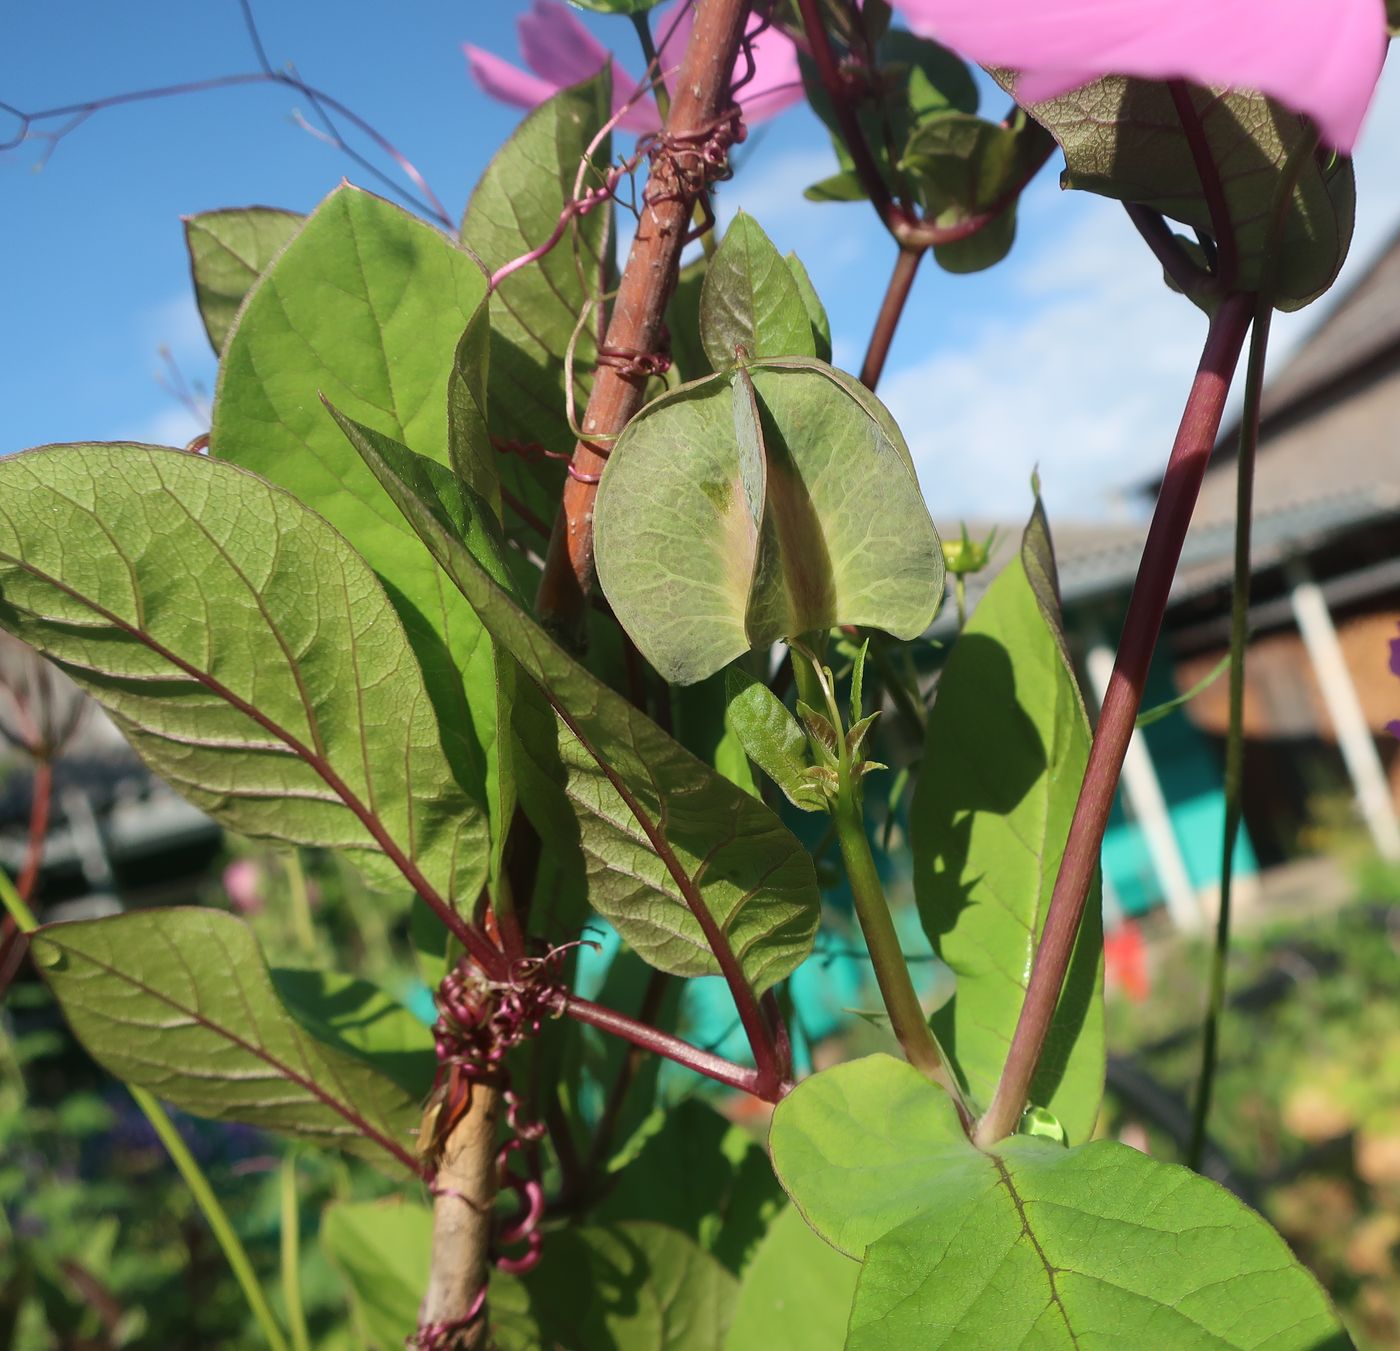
[882,63,1400,524]
[882,198,1207,522]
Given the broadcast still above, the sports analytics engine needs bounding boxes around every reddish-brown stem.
[536,0,754,627]
[16,757,52,903]
[563,994,773,1099]
[1168,82,1239,291]
[975,291,1254,1147]
[794,0,902,235]
[1123,203,1218,300]
[860,246,925,390]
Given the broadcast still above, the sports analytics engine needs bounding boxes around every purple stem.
[975,291,1254,1147]
[563,995,770,1099]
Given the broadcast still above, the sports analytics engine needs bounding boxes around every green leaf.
[724,669,823,811]
[0,444,485,904]
[504,1223,738,1351]
[331,411,821,993]
[321,1200,432,1350]
[567,0,664,11]
[666,257,711,383]
[773,1057,1345,1349]
[804,170,869,203]
[700,214,817,370]
[725,1207,859,1351]
[1014,76,1354,309]
[270,968,436,1098]
[596,1099,784,1274]
[323,1199,531,1349]
[462,72,613,519]
[801,33,978,208]
[30,910,422,1171]
[595,359,944,685]
[911,499,1103,1141]
[769,1055,971,1259]
[209,186,505,866]
[784,254,832,363]
[183,206,304,354]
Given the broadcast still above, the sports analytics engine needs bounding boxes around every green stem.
[283,851,317,958]
[1186,308,1268,1168]
[833,788,949,1090]
[0,868,289,1351]
[1186,127,1309,1174]
[0,868,39,933]
[803,652,969,1119]
[280,1153,311,1351]
[131,1085,290,1351]
[630,12,670,123]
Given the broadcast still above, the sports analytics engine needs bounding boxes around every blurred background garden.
[5,0,1400,1346]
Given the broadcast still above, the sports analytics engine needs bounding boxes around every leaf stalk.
[976,290,1254,1148]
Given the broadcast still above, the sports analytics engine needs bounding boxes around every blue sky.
[4,2,1398,521]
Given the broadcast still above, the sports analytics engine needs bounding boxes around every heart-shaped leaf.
[594,359,944,685]
[331,410,821,994]
[183,206,304,354]
[700,214,818,371]
[725,1206,859,1351]
[1015,76,1354,309]
[912,498,1103,1141]
[771,1056,1345,1348]
[505,1222,738,1351]
[0,444,485,907]
[596,1099,785,1275]
[322,1200,533,1349]
[209,186,508,866]
[30,910,422,1171]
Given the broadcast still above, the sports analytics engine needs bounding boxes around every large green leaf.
[30,910,422,1171]
[270,968,436,1097]
[331,411,821,994]
[594,360,944,685]
[1015,76,1354,309]
[504,1222,738,1351]
[699,214,817,371]
[911,499,1103,1141]
[771,1057,1345,1349]
[183,206,304,354]
[322,1199,532,1350]
[209,186,507,868]
[0,444,485,903]
[596,1099,784,1275]
[462,72,613,519]
[725,1207,858,1351]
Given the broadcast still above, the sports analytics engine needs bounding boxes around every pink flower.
[223,857,265,916]
[465,0,802,135]
[889,0,1387,152]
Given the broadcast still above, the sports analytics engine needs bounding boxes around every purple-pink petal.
[465,43,571,114]
[653,1,804,123]
[466,0,801,135]
[889,0,1387,152]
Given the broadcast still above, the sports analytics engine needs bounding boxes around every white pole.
[1086,642,1203,931]
[1285,559,1400,862]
